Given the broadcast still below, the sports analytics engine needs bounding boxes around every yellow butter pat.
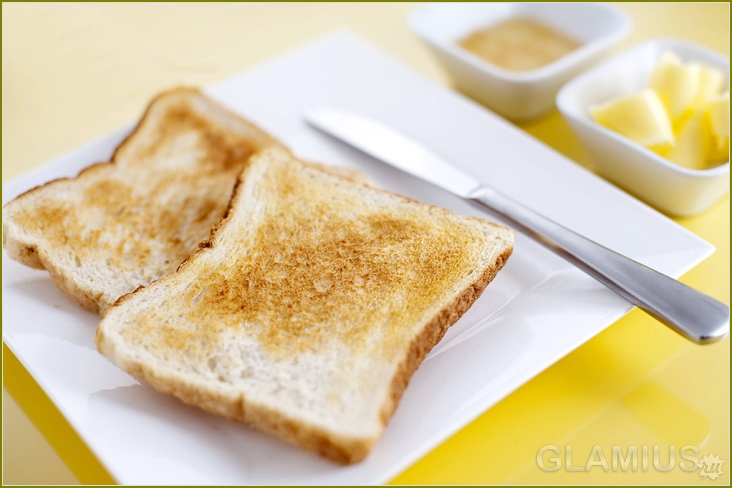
[648,51,701,121]
[666,109,714,170]
[590,89,674,149]
[692,62,725,105]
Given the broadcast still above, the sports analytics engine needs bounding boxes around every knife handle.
[469,186,729,344]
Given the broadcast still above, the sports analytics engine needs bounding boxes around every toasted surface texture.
[4,88,354,315]
[96,148,514,464]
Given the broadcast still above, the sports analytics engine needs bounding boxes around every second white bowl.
[557,38,730,217]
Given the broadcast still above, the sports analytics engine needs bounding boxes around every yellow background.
[2,3,729,484]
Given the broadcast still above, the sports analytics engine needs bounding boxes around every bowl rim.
[556,37,730,178]
[408,2,632,83]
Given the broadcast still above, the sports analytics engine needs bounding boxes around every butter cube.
[666,109,714,170]
[692,62,725,105]
[649,52,701,121]
[590,89,675,149]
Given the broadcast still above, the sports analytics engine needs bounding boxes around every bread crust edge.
[380,238,513,427]
[94,338,379,464]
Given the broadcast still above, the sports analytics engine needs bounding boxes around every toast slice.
[96,147,514,464]
[3,88,366,315]
[3,87,281,314]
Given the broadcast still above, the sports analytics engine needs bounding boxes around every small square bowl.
[557,38,729,217]
[408,2,631,121]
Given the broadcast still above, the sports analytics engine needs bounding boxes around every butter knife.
[306,108,729,344]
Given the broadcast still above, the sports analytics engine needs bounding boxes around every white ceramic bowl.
[408,2,631,121]
[557,38,730,217]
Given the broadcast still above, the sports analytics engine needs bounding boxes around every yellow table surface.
[2,3,729,485]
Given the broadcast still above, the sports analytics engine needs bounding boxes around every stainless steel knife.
[306,108,729,344]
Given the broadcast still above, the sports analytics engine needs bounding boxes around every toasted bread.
[2,88,366,315]
[96,147,514,464]
[3,87,280,314]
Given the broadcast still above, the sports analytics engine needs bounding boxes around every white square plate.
[2,32,712,485]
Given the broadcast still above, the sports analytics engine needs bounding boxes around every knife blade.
[306,108,729,344]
